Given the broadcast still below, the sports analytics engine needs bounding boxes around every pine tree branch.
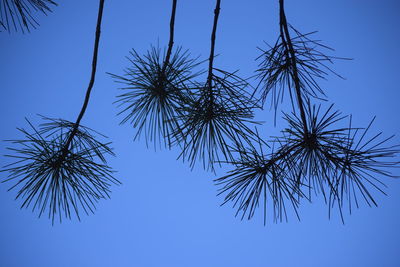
[207,0,221,90]
[62,0,105,157]
[279,0,309,136]
[164,0,178,69]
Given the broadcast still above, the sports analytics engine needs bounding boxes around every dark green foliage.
[327,117,399,217]
[215,134,302,224]
[176,69,258,171]
[0,0,57,32]
[255,26,346,112]
[216,103,399,222]
[109,46,201,148]
[281,104,399,217]
[2,117,120,223]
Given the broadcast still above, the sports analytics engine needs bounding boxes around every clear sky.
[1,1,400,266]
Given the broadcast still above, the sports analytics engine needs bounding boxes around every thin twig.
[279,0,308,136]
[164,0,178,68]
[62,0,105,156]
[207,0,221,89]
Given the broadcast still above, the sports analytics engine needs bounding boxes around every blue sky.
[1,1,399,266]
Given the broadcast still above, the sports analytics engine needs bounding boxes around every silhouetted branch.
[109,0,204,149]
[175,0,260,171]
[215,133,304,224]
[207,0,221,89]
[164,0,177,68]
[2,117,119,224]
[110,46,201,148]
[255,29,346,113]
[278,0,309,135]
[176,69,258,171]
[255,0,349,126]
[216,101,399,223]
[327,116,399,221]
[62,0,105,156]
[1,0,120,223]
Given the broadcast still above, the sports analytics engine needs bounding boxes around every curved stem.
[279,0,308,136]
[207,0,221,90]
[62,0,105,154]
[164,0,177,68]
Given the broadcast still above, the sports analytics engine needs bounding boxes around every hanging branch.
[110,0,201,148]
[175,0,259,171]
[215,0,399,224]
[207,0,221,89]
[278,0,308,136]
[216,102,399,223]
[2,0,120,224]
[255,0,348,124]
[61,0,105,157]
[164,0,178,69]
